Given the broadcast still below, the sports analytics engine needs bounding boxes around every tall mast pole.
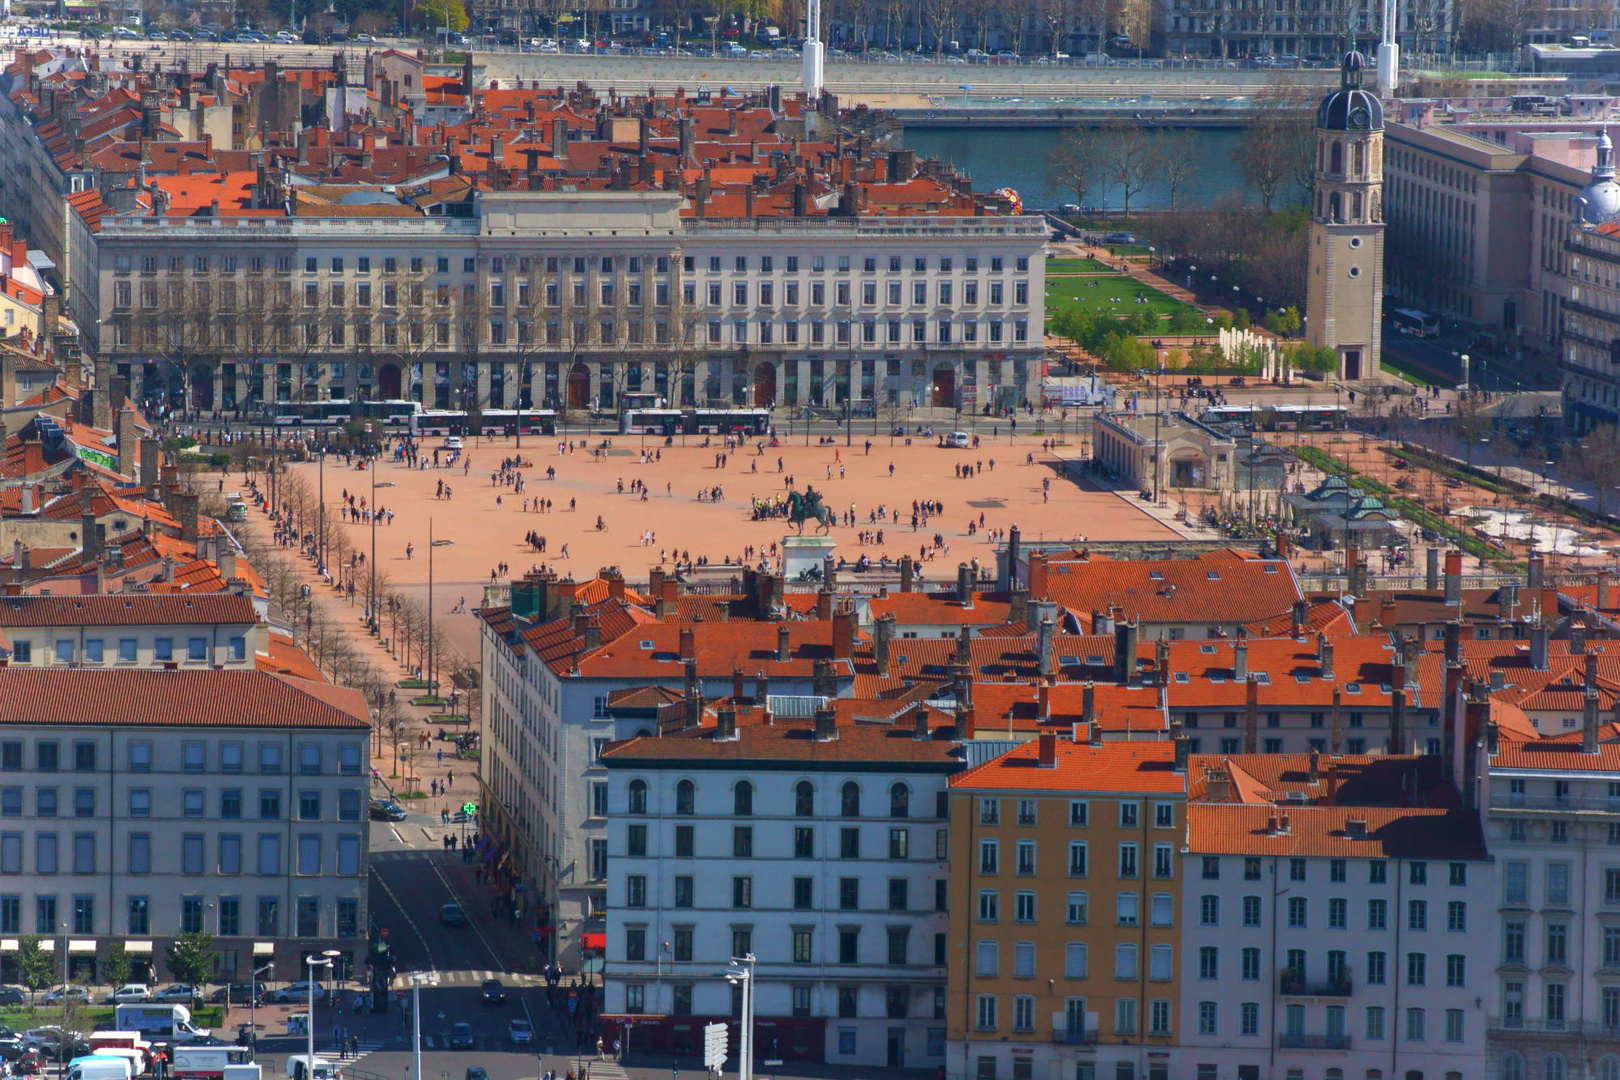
[802,0,824,99]
[1376,0,1399,98]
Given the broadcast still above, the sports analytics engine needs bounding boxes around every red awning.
[582,933,607,951]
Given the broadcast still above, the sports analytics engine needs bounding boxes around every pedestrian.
[596,1036,605,1060]
[613,1038,621,1060]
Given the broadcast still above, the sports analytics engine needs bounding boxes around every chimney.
[1584,684,1601,753]
[874,614,894,676]
[1037,731,1057,768]
[679,626,696,662]
[732,666,745,702]
[1499,583,1518,625]
[1573,622,1589,655]
[1426,546,1441,591]
[1528,554,1545,590]
[1244,676,1259,753]
[1005,524,1022,592]
[1037,616,1056,678]
[1291,599,1308,637]
[955,626,971,667]
[1037,678,1051,721]
[175,491,200,543]
[912,707,929,741]
[817,584,834,621]
[813,707,838,742]
[757,671,771,716]
[957,563,974,608]
[777,624,791,663]
[1319,634,1335,681]
[1490,669,1506,692]
[715,708,738,741]
[1531,624,1549,670]
[1587,650,1599,692]
[91,357,113,430]
[1347,545,1366,598]
[80,511,101,562]
[1443,551,1463,606]
[899,555,915,593]
[140,441,160,492]
[115,408,138,479]
[1329,684,1343,754]
[218,547,237,585]
[1205,767,1231,802]
[1082,682,1096,726]
[1601,577,1613,613]
[19,484,32,515]
[813,657,837,697]
[1233,638,1249,681]
[1444,621,1461,667]
[1113,620,1138,684]
[1390,679,1407,755]
[832,606,855,660]
[1308,746,1321,784]
[1173,731,1191,773]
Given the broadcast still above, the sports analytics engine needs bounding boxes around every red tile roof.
[1035,550,1302,628]
[0,669,366,727]
[950,737,1185,793]
[1188,802,1486,859]
[867,590,1014,628]
[600,717,963,767]
[0,593,257,626]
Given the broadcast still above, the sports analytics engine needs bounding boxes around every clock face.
[1349,106,1370,130]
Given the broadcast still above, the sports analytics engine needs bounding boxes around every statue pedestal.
[782,536,836,580]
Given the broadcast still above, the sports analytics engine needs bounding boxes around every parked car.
[370,798,407,821]
[447,1023,474,1050]
[439,903,465,927]
[106,984,150,1004]
[466,1069,488,1080]
[0,987,25,1006]
[41,987,89,1004]
[480,980,505,1005]
[265,981,321,1004]
[507,1019,533,1045]
[150,984,202,1004]
[1103,231,1136,244]
[209,982,266,1006]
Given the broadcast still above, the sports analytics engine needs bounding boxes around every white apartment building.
[1180,754,1492,1080]
[75,191,1047,415]
[0,593,268,667]
[0,668,370,984]
[598,711,961,1069]
[1484,720,1620,1080]
[477,579,855,969]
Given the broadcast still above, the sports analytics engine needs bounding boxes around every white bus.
[1390,308,1439,337]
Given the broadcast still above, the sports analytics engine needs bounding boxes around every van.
[66,1056,135,1080]
[945,431,971,448]
[441,436,464,451]
[286,1056,339,1080]
[755,25,779,43]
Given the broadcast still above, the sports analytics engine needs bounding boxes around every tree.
[1046,126,1102,209]
[922,0,965,53]
[1265,306,1303,337]
[103,945,133,989]
[1151,127,1198,211]
[417,0,470,32]
[1097,120,1154,218]
[166,932,217,986]
[16,937,55,992]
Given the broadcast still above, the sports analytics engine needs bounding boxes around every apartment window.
[1242,947,1260,981]
[1406,951,1426,986]
[1288,896,1307,928]
[888,879,909,912]
[733,826,753,859]
[1366,951,1386,985]
[1369,898,1387,929]
[978,891,999,922]
[980,839,999,874]
[1068,841,1088,876]
[673,930,693,962]
[1114,998,1137,1035]
[732,877,752,909]
[793,878,813,910]
[1446,953,1466,987]
[1548,922,1568,965]
[1200,895,1220,925]
[1118,843,1137,878]
[1329,897,1348,928]
[975,995,998,1030]
[1201,856,1220,880]
[1198,1001,1217,1035]
[792,929,814,963]
[1409,899,1428,931]
[674,877,694,908]
[1405,1007,1426,1042]
[1242,895,1262,927]
[1115,943,1138,980]
[1117,892,1139,926]
[1366,1006,1386,1040]
[839,878,859,911]
[839,828,858,859]
[1066,892,1088,925]
[1199,946,1219,980]
[1153,844,1173,879]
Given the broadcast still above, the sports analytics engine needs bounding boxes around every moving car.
[507,1019,533,1045]
[439,903,465,927]
[480,980,504,1005]
[447,1023,474,1050]
[209,983,266,1006]
[264,982,322,1004]
[466,1070,488,1080]
[370,798,407,821]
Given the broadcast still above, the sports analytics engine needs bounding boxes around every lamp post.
[725,953,756,1080]
[427,527,455,701]
[405,972,434,1080]
[316,448,327,576]
[246,961,272,1052]
[369,478,396,633]
[304,953,334,1075]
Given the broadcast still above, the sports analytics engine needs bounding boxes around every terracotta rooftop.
[0,593,257,626]
[1032,549,1302,628]
[0,669,366,727]
[950,737,1185,794]
[599,717,963,769]
[1187,801,1486,860]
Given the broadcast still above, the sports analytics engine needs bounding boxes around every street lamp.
[303,953,334,1076]
[427,525,455,703]
[404,972,435,1080]
[369,478,396,633]
[725,953,756,1080]
[245,961,273,1052]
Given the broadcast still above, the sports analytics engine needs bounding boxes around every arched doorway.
[190,364,215,412]
[930,366,956,409]
[567,363,591,411]
[378,363,403,400]
[752,363,776,407]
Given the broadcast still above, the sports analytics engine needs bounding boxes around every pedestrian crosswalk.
[583,1061,629,1080]
[415,968,547,987]
[319,1039,387,1068]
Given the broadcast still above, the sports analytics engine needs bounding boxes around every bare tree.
[1230,84,1313,213]
[1035,0,1073,52]
[1046,126,1101,209]
[1152,127,1198,211]
[922,0,965,53]
[1097,120,1153,217]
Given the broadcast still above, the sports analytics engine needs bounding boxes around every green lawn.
[1045,257,1117,274]
[1044,274,1201,321]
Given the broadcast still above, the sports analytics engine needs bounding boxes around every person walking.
[596,1036,606,1061]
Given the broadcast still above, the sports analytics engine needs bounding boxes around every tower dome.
[1316,50,1384,132]
[1580,127,1620,226]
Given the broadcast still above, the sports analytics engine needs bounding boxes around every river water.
[902,125,1252,213]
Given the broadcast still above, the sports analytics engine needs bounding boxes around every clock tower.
[1305,51,1385,381]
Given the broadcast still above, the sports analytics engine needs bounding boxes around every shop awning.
[69,940,95,953]
[125,941,153,954]
[0,940,18,952]
[253,942,275,956]
[582,933,606,951]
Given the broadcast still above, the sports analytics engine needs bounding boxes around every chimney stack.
[679,626,696,662]
[777,624,791,663]
[1308,746,1321,784]
[1233,638,1249,681]
[913,707,930,741]
[1426,546,1441,591]
[831,605,855,661]
[1584,683,1601,754]
[1037,615,1056,678]
[1330,684,1343,755]
[899,555,914,593]
[1319,634,1335,681]
[1531,623,1550,670]
[1291,599,1307,637]
[874,614,894,676]
[115,408,139,480]
[1037,731,1057,768]
[1113,619,1138,684]
[1037,678,1052,721]
[957,563,974,608]
[813,707,838,742]
[1444,551,1463,606]
[1244,676,1259,753]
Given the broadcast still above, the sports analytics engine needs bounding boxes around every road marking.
[391,827,405,844]
[428,858,507,974]
[373,857,436,968]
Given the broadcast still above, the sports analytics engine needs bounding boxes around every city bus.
[357,400,423,428]
[684,408,771,436]
[620,408,682,436]
[273,400,353,427]
[482,409,558,436]
[410,409,469,437]
[618,392,667,413]
[1201,404,1347,432]
[1390,308,1439,337]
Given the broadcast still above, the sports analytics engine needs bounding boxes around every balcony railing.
[1051,1029,1098,1045]
[1278,1034,1352,1050]
[1280,974,1353,997]
[1488,1018,1620,1036]
[1493,793,1620,813]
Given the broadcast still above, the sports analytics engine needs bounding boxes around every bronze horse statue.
[786,488,834,535]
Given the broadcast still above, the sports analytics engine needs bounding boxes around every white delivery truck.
[173,1045,254,1080]
[285,1055,339,1080]
[65,1056,135,1080]
[113,1004,212,1043]
[223,1064,263,1080]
